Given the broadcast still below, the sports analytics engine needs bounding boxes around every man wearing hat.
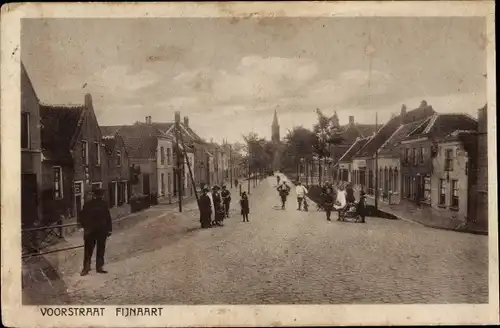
[198,186,212,228]
[79,187,112,276]
[221,185,232,218]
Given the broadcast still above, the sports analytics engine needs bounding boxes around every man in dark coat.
[357,190,368,223]
[221,185,232,218]
[198,187,212,229]
[212,186,224,226]
[79,188,112,276]
[277,181,291,210]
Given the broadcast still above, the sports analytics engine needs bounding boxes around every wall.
[21,64,43,223]
[476,106,488,228]
[431,141,469,222]
[72,108,107,199]
[156,138,173,198]
[377,156,401,204]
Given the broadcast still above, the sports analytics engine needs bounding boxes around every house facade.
[400,112,478,209]
[40,94,108,225]
[352,101,436,198]
[430,131,474,222]
[21,63,43,228]
[335,137,370,185]
[102,132,131,213]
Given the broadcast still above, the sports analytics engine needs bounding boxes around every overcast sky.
[22,17,486,143]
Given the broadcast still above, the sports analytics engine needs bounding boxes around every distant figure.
[357,191,367,223]
[212,186,224,226]
[277,181,291,210]
[322,186,335,221]
[221,185,232,218]
[276,175,281,186]
[199,187,212,229]
[334,184,347,216]
[346,183,356,204]
[240,192,250,222]
[234,179,239,188]
[79,188,112,276]
[295,181,309,211]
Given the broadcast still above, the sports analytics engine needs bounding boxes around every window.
[404,148,409,164]
[167,148,171,165]
[451,180,459,209]
[413,148,418,166]
[167,173,172,193]
[94,141,101,166]
[420,147,425,164]
[393,169,399,193]
[91,182,102,191]
[424,177,431,202]
[160,146,165,165]
[445,148,453,171]
[81,140,89,165]
[439,179,446,205]
[116,150,122,167]
[21,112,30,149]
[53,166,63,199]
[161,173,165,196]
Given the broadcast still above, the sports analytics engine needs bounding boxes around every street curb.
[375,208,488,236]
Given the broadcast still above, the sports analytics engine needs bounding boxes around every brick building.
[101,130,131,214]
[400,112,478,208]
[21,63,43,228]
[40,94,108,225]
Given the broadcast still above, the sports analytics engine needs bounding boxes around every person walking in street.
[276,174,281,186]
[334,184,348,220]
[199,186,212,229]
[235,179,239,188]
[221,185,232,218]
[357,190,367,223]
[322,185,335,221]
[212,186,224,226]
[277,180,291,210]
[240,191,250,222]
[295,181,309,211]
[79,188,112,276]
[346,183,356,204]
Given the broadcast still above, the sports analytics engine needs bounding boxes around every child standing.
[357,190,367,223]
[240,192,250,222]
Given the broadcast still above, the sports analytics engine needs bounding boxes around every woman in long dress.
[334,184,347,211]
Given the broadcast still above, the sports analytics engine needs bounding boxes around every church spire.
[272,110,280,143]
[331,111,340,128]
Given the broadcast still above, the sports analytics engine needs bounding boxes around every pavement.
[23,175,488,305]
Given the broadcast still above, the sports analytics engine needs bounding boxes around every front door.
[143,173,150,195]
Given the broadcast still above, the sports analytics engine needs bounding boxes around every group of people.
[275,174,367,223]
[320,181,367,223]
[198,184,250,228]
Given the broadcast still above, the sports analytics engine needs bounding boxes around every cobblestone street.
[23,176,488,305]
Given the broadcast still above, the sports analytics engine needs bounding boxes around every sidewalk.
[354,190,488,236]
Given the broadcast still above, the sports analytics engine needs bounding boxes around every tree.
[242,133,274,176]
[280,126,315,181]
[312,108,345,184]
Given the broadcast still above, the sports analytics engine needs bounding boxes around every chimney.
[145,116,152,124]
[84,93,93,110]
[420,100,428,108]
[184,116,189,127]
[175,111,181,124]
[349,116,354,125]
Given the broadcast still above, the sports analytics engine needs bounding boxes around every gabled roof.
[151,122,204,144]
[355,103,436,158]
[378,119,427,157]
[40,104,85,162]
[404,113,478,141]
[100,125,124,137]
[337,137,371,164]
[115,123,164,159]
[336,123,378,145]
[102,136,116,155]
